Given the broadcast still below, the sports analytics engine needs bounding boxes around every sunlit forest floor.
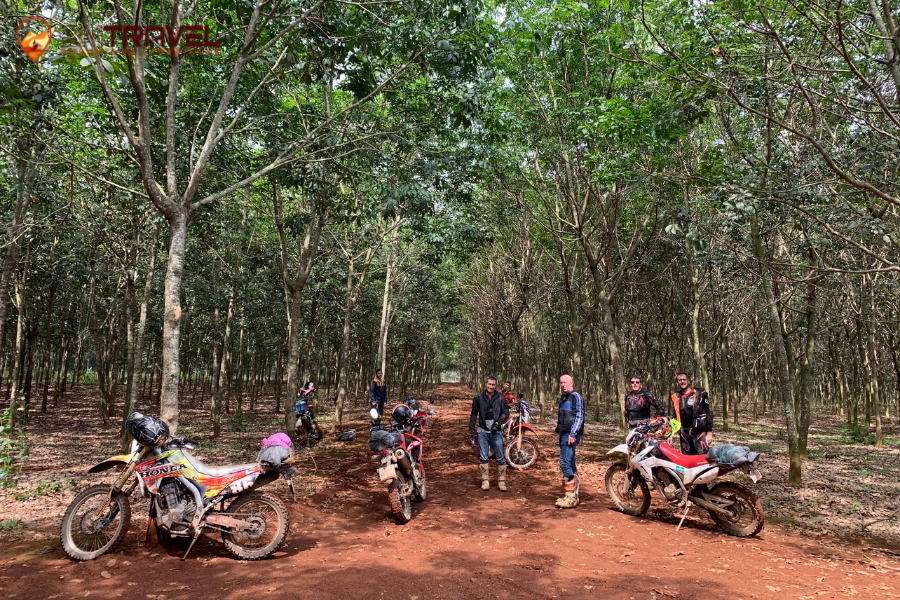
[1,384,898,549]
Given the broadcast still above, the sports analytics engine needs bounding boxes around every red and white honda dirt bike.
[368,408,426,524]
[501,395,538,469]
[605,418,765,537]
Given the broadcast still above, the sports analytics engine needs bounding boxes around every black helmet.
[391,404,411,424]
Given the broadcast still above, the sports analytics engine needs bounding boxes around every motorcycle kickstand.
[287,476,297,502]
[181,529,202,561]
[676,501,692,532]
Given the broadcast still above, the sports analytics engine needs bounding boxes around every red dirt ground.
[1,383,898,600]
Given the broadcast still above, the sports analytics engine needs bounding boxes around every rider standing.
[624,375,664,428]
[555,374,584,508]
[469,376,509,492]
[671,372,714,455]
[369,369,387,416]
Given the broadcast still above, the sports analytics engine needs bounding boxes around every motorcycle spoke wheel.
[388,477,412,523]
[706,482,765,537]
[60,485,131,561]
[504,437,538,470]
[301,423,321,447]
[604,463,651,517]
[221,492,289,560]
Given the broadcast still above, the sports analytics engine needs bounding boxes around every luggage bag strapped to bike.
[125,411,170,448]
[369,429,402,451]
[257,432,295,467]
[705,444,759,466]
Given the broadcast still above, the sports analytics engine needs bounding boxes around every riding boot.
[497,464,508,492]
[555,477,579,508]
[480,463,490,491]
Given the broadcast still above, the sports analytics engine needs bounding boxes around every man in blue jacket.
[555,373,584,508]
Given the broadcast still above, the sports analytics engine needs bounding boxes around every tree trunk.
[7,245,30,428]
[120,226,159,450]
[160,213,188,432]
[0,154,33,400]
[751,211,802,483]
[212,294,235,438]
[39,285,57,412]
[377,216,401,374]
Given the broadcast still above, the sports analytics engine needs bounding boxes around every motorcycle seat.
[181,449,256,477]
[657,442,709,468]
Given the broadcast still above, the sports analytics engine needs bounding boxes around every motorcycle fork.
[98,447,149,521]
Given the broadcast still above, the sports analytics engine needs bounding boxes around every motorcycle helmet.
[648,416,673,440]
[391,403,411,425]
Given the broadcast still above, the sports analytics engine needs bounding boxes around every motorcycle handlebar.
[167,436,200,448]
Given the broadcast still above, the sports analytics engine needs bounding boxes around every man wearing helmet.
[469,376,510,491]
[624,376,664,428]
[671,372,714,455]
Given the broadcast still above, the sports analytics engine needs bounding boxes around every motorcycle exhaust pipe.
[393,449,413,476]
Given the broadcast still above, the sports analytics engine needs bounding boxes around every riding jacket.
[556,391,585,436]
[624,390,664,426]
[672,388,713,432]
[469,390,509,434]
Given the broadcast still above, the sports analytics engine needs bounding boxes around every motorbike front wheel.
[221,492,290,560]
[705,481,765,537]
[505,437,538,470]
[604,463,651,516]
[388,475,412,523]
[60,485,132,561]
[299,421,323,447]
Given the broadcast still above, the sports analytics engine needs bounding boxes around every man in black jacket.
[671,372,714,455]
[469,376,510,491]
[624,375,664,428]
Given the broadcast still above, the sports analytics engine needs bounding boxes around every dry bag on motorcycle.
[369,429,401,451]
[257,433,295,468]
[705,444,758,466]
[125,412,170,448]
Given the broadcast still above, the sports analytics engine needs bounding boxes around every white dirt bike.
[605,418,765,537]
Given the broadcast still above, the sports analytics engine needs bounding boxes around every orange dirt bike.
[60,412,295,561]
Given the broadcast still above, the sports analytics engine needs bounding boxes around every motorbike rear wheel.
[705,482,764,537]
[220,492,289,559]
[505,437,538,470]
[388,475,412,523]
[604,463,651,516]
[60,485,131,561]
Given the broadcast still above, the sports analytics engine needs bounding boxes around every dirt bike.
[501,394,538,470]
[295,382,323,447]
[401,395,434,438]
[605,418,765,537]
[61,412,294,561]
[367,407,426,524]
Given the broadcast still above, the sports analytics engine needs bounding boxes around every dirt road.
[2,383,898,599]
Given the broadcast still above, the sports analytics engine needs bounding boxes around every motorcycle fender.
[606,444,630,456]
[518,423,537,434]
[88,455,133,473]
[245,470,278,493]
[691,466,719,486]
